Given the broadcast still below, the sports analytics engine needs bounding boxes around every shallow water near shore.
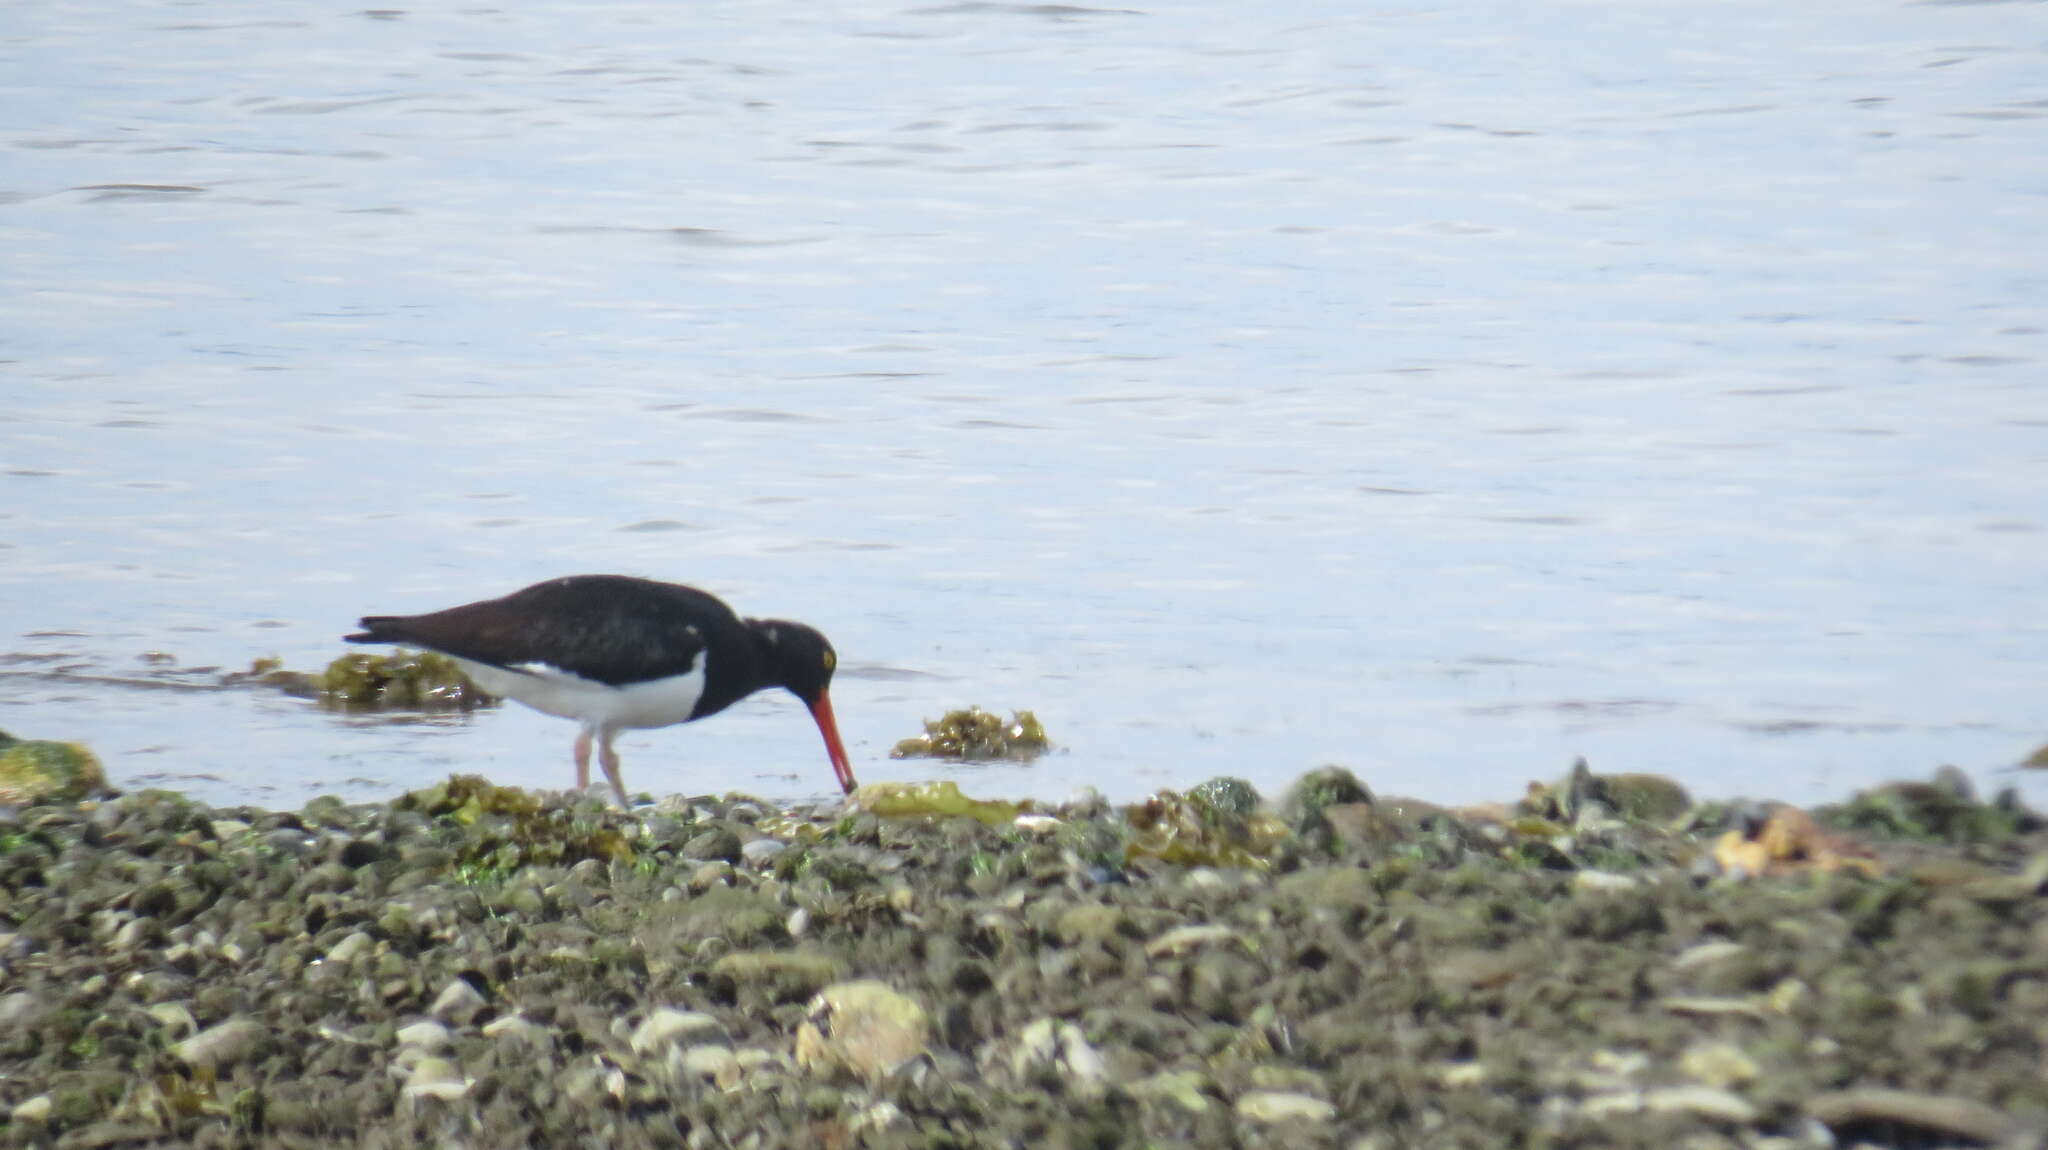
[2,0,2044,811]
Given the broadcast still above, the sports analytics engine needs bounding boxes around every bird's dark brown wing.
[347,575,750,688]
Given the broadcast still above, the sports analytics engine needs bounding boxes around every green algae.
[1819,776,2039,845]
[852,780,1028,828]
[0,735,107,805]
[395,775,633,878]
[889,707,1050,761]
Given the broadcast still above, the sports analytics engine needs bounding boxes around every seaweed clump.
[394,774,633,878]
[890,707,1050,761]
[1817,768,2039,845]
[215,656,323,699]
[318,649,496,712]
[1124,778,1292,870]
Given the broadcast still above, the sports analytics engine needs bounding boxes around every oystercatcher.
[345,575,856,804]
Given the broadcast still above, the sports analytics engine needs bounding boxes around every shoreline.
[2,764,2045,1148]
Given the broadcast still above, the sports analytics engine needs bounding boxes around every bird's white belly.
[451,657,706,732]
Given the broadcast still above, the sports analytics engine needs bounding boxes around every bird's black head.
[748,618,839,705]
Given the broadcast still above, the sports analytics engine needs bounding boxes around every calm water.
[3,0,2044,811]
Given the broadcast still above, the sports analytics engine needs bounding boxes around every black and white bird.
[345,575,856,803]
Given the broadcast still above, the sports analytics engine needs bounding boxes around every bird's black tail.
[344,616,405,644]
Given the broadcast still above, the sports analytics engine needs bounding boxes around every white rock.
[325,931,375,964]
[174,1018,264,1070]
[396,1020,453,1051]
[1009,1019,1108,1098]
[1641,1085,1759,1123]
[1572,870,1641,893]
[401,1057,471,1103]
[146,1002,199,1039]
[741,838,788,864]
[1235,1091,1337,1123]
[483,1013,549,1047]
[677,1044,738,1080]
[430,978,487,1023]
[9,1096,52,1124]
[629,1007,725,1055]
[1144,923,1240,958]
[1671,940,1747,969]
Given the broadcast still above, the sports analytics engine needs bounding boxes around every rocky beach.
[3,753,2046,1149]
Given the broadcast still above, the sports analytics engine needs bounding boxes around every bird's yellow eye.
[822,650,836,673]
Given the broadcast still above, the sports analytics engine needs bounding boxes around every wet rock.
[682,825,743,863]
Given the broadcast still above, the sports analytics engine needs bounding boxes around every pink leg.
[597,732,628,806]
[573,730,593,791]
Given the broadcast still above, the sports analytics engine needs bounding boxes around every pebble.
[677,1044,739,1080]
[1235,1091,1337,1124]
[1144,923,1241,958]
[173,1018,264,1071]
[629,1007,726,1055]
[401,1057,471,1104]
[325,931,375,964]
[429,977,488,1024]
[9,1095,52,1124]
[1009,1018,1108,1098]
[740,838,788,865]
[395,1020,453,1051]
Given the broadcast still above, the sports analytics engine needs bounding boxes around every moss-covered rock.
[0,736,106,805]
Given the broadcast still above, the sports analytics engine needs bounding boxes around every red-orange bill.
[808,691,857,793]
